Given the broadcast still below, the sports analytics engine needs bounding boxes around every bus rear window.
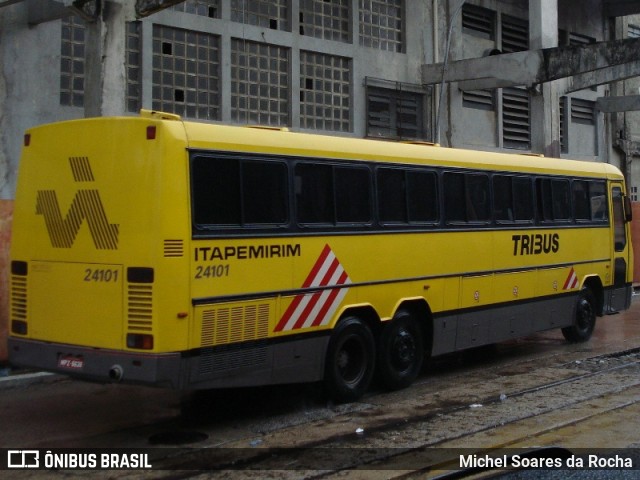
[191,155,288,229]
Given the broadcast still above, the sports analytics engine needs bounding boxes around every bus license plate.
[58,355,84,370]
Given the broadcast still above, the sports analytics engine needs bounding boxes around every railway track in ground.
[137,341,640,479]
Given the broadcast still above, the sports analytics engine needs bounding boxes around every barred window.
[461,4,495,40]
[359,0,403,52]
[571,98,595,126]
[152,25,221,120]
[300,51,350,132]
[463,90,494,111]
[231,0,289,31]
[300,0,350,42]
[60,15,86,107]
[367,86,427,140]
[125,22,142,113]
[501,15,528,53]
[629,24,640,38]
[172,0,220,17]
[502,87,530,150]
[231,39,289,126]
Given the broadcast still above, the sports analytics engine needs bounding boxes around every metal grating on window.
[127,285,153,333]
[231,39,289,126]
[571,98,595,125]
[569,32,595,46]
[300,51,351,132]
[461,5,495,40]
[231,0,289,31]
[151,25,221,120]
[560,96,568,153]
[359,0,404,52]
[502,87,530,150]
[501,15,528,53]
[367,86,426,140]
[60,15,86,107]
[125,21,142,113]
[172,0,219,18]
[463,89,494,111]
[300,0,350,42]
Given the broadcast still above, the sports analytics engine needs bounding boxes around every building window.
[502,87,530,150]
[501,14,528,53]
[359,0,403,52]
[172,0,220,18]
[126,22,142,113]
[300,0,350,43]
[300,51,350,132]
[571,98,595,125]
[463,89,494,111]
[560,96,568,153]
[461,4,495,40]
[60,15,86,107]
[629,24,640,38]
[231,39,289,126]
[152,25,220,120]
[366,84,428,140]
[231,0,289,31]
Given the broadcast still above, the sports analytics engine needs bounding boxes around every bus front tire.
[377,310,424,391]
[562,287,597,343]
[324,316,375,403]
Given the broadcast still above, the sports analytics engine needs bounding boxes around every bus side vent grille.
[198,342,268,375]
[164,239,184,257]
[201,303,270,347]
[10,276,28,322]
[127,284,153,332]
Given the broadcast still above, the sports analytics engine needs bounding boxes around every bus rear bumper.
[8,338,183,388]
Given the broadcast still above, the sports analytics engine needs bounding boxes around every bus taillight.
[127,334,154,350]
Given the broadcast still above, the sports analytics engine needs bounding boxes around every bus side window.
[407,170,438,223]
[377,168,407,223]
[551,179,571,221]
[572,180,590,221]
[243,160,288,224]
[335,166,371,224]
[295,163,334,224]
[192,156,241,226]
[589,181,608,221]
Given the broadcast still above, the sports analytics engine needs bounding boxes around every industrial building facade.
[1,0,640,361]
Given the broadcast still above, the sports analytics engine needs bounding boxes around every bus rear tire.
[562,287,597,343]
[324,316,375,403]
[377,310,424,391]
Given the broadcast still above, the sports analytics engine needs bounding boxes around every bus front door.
[608,183,632,312]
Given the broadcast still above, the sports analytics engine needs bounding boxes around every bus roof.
[178,118,621,180]
[27,111,623,180]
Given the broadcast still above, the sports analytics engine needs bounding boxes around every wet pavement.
[1,294,640,478]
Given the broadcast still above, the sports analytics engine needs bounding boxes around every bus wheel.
[324,316,375,403]
[377,310,424,391]
[562,287,597,343]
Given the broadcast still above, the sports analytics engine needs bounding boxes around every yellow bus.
[9,110,633,401]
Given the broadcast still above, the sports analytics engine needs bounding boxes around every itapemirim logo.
[35,157,119,250]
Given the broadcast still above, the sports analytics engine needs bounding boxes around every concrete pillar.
[84,1,128,117]
[529,0,560,157]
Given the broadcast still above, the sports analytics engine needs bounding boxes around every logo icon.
[7,450,39,469]
[36,157,119,250]
[275,244,351,332]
